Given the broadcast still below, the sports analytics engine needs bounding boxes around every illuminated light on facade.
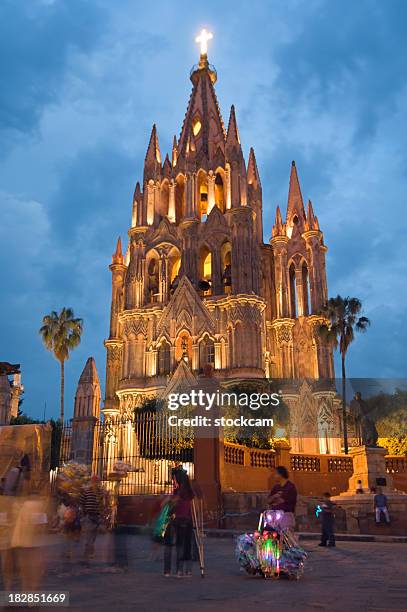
[103,35,340,454]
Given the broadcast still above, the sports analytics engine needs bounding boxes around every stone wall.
[221,442,353,496]
[221,443,407,496]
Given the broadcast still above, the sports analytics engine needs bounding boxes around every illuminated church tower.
[104,31,339,454]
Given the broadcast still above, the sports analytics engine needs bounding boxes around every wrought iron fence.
[56,412,194,495]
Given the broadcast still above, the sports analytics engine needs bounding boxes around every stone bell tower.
[71,357,101,464]
[102,31,338,454]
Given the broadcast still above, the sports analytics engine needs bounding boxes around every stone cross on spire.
[196,28,213,56]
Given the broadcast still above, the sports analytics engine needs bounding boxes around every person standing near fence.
[79,476,102,566]
[164,468,195,577]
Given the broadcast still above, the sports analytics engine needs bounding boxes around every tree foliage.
[221,381,288,449]
[319,295,370,453]
[39,307,83,422]
[363,388,407,456]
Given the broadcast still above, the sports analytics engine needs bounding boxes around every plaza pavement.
[2,534,406,612]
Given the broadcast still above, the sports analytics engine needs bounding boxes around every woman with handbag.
[163,468,195,577]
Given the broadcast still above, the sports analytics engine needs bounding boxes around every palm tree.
[319,296,370,454]
[39,308,83,422]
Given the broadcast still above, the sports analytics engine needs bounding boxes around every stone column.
[168,180,176,222]
[192,344,199,371]
[207,171,215,214]
[295,267,305,317]
[146,180,154,225]
[225,164,232,210]
[170,346,176,371]
[214,342,222,370]
[194,378,223,526]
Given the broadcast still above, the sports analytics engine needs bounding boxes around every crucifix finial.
[196,28,213,57]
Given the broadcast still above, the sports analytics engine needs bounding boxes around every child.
[374,488,390,525]
[356,480,364,494]
[318,492,336,547]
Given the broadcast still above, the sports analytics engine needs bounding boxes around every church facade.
[103,42,341,454]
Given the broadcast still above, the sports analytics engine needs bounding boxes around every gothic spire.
[226,105,241,148]
[177,62,225,163]
[144,124,161,182]
[111,237,124,265]
[272,205,285,237]
[134,181,141,200]
[306,199,318,230]
[74,357,101,419]
[286,161,305,222]
[145,124,161,164]
[78,357,100,386]
[132,182,141,227]
[247,147,261,188]
[163,153,172,177]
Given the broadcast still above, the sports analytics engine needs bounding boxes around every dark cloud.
[279,2,407,145]
[0,0,106,152]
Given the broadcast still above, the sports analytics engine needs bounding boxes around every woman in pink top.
[163,468,195,577]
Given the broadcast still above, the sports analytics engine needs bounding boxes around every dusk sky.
[1,0,406,420]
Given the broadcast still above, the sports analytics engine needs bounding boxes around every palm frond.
[39,307,83,362]
[356,316,371,332]
[319,295,370,357]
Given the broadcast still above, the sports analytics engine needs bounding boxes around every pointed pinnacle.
[226,104,241,146]
[276,205,283,226]
[272,205,285,237]
[78,357,100,386]
[145,124,161,164]
[306,199,316,228]
[247,147,261,187]
[112,237,124,265]
[287,160,305,221]
[133,181,141,201]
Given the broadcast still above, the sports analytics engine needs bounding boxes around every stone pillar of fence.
[273,440,291,473]
[193,377,223,526]
[194,435,222,525]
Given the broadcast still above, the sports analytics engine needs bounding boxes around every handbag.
[152,502,172,542]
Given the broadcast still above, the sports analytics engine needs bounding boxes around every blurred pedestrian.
[10,486,49,592]
[58,495,81,563]
[268,465,297,531]
[319,492,336,547]
[0,491,15,590]
[79,476,102,565]
[164,468,195,577]
[2,454,30,497]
